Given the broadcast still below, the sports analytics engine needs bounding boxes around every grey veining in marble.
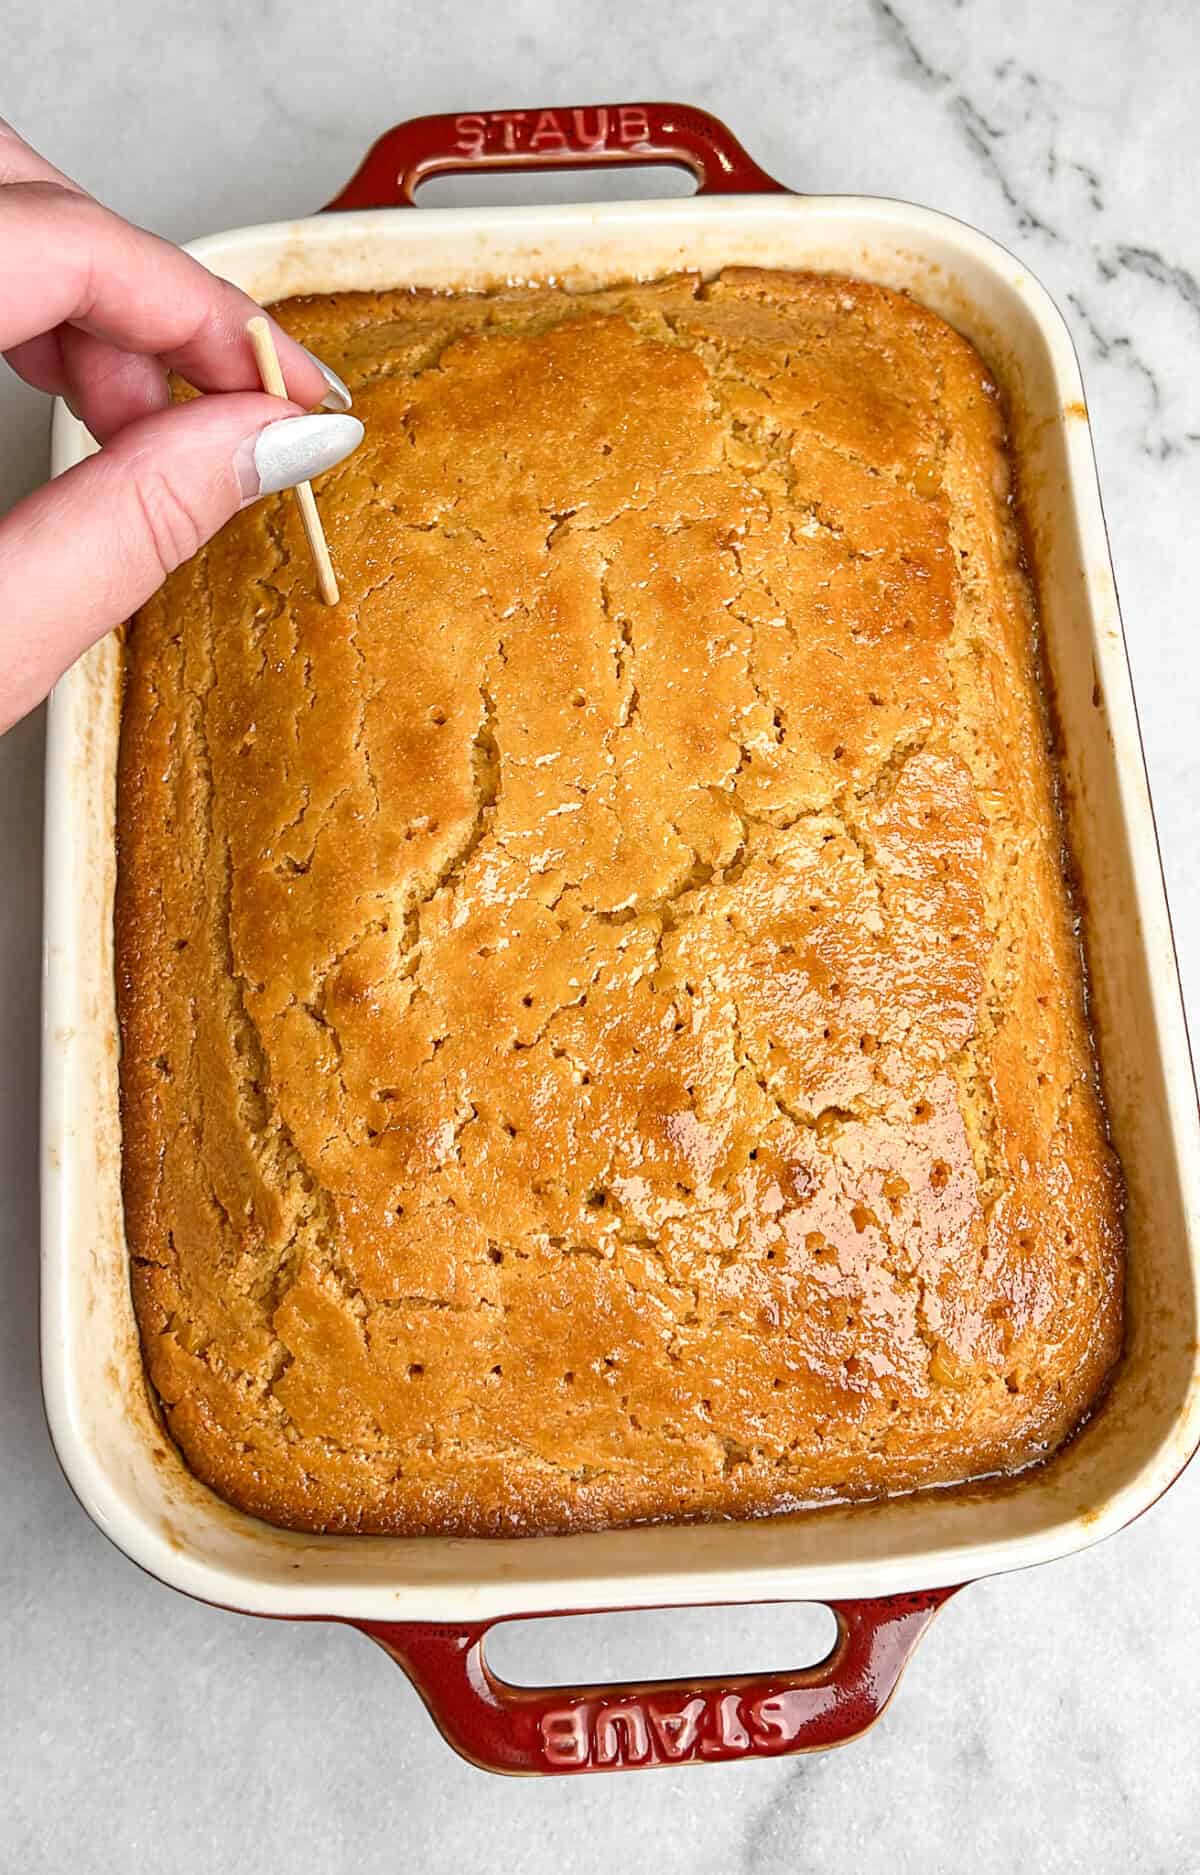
[2,1,1199,1868]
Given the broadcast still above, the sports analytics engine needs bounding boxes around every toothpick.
[246,315,340,605]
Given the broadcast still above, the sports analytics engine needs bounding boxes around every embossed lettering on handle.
[354,1590,959,1776]
[323,103,789,211]
[451,105,656,160]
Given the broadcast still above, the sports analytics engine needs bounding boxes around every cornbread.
[117,268,1123,1536]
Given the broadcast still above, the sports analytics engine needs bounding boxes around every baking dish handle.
[353,1587,958,1775]
[322,103,790,211]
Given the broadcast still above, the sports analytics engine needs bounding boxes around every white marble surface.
[3,0,1199,1866]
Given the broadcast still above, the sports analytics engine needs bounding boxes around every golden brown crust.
[116,268,1123,1535]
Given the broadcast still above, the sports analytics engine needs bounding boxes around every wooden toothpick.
[246,315,340,605]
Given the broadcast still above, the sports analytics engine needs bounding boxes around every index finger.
[0,178,330,408]
[0,115,87,192]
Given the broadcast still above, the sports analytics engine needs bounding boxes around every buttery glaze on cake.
[117,269,1123,1535]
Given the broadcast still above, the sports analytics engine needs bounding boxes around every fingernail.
[298,345,353,412]
[236,413,364,504]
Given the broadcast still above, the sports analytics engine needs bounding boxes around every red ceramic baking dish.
[41,104,1200,1774]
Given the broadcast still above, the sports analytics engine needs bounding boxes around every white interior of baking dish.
[41,193,1200,1621]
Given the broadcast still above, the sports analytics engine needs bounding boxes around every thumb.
[0,393,362,732]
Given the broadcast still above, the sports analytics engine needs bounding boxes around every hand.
[0,122,363,732]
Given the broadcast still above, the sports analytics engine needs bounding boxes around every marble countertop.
[3,0,1198,1866]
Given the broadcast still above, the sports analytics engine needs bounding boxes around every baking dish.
[41,103,1200,1775]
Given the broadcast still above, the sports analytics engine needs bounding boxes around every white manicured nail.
[235,414,363,504]
[299,345,353,411]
